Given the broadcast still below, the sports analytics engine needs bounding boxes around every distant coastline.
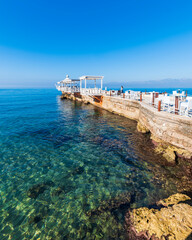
[1,78,192,89]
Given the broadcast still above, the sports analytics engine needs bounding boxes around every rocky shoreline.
[125,193,192,240]
[60,94,192,239]
[123,133,192,239]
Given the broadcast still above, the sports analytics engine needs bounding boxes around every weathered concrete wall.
[61,93,192,153]
[80,95,140,120]
[101,96,140,120]
[85,96,192,152]
[139,103,192,153]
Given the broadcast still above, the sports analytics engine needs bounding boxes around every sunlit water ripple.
[0,89,180,239]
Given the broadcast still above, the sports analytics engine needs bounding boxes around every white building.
[56,75,104,96]
[56,75,80,93]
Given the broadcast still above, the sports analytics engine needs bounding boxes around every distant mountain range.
[104,79,192,89]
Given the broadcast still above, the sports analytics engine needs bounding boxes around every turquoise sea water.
[0,89,187,240]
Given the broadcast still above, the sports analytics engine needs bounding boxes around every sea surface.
[0,89,190,240]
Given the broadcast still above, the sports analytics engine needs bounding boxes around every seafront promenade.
[56,76,192,160]
[63,92,192,156]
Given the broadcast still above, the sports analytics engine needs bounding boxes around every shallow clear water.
[0,89,179,240]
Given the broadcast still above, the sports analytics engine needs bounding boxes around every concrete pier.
[61,92,192,159]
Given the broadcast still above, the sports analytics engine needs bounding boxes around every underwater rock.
[92,136,104,144]
[125,193,192,240]
[87,192,131,216]
[51,179,77,197]
[29,215,42,224]
[27,184,47,198]
[164,156,192,193]
[51,187,63,196]
[27,181,54,199]
[29,127,72,148]
[102,138,124,149]
[29,204,50,225]
[72,166,84,175]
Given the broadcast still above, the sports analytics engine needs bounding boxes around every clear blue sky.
[0,0,192,88]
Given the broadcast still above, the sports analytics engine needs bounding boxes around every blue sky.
[0,0,192,88]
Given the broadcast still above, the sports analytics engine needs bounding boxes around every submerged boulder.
[72,166,84,175]
[27,181,54,199]
[87,192,131,216]
[51,187,63,197]
[125,193,192,240]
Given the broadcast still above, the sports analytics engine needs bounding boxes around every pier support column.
[158,100,161,111]
[101,78,103,90]
[152,93,155,106]
[155,92,159,98]
[140,92,142,102]
[175,96,179,115]
[80,80,82,92]
[85,79,87,94]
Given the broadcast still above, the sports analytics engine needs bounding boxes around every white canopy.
[79,75,104,92]
[80,76,104,80]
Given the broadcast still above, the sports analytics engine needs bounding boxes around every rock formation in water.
[152,136,192,164]
[125,193,192,240]
[137,120,192,164]
[137,121,150,134]
[87,192,132,216]
[27,181,54,199]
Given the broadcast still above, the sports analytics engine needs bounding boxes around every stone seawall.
[101,96,140,120]
[61,93,192,155]
[139,102,192,153]
[61,92,192,239]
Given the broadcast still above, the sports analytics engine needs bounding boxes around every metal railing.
[142,94,192,117]
[57,85,192,118]
[80,88,103,95]
[103,90,192,118]
[56,86,80,93]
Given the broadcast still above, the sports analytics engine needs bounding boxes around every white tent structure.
[56,75,80,93]
[79,76,104,95]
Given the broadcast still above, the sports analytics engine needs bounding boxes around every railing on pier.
[56,86,80,93]
[80,88,103,96]
[103,90,192,118]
